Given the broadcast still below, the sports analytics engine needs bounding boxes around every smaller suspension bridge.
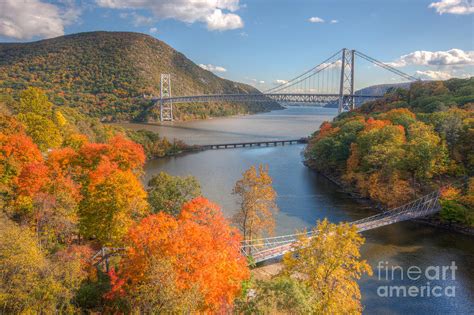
[92,190,441,268]
[242,190,441,263]
[153,49,418,121]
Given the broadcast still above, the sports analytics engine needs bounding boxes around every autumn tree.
[111,197,249,312]
[232,164,278,244]
[0,216,92,313]
[107,134,146,173]
[147,171,201,216]
[404,121,448,184]
[440,181,474,226]
[15,88,64,151]
[79,160,149,246]
[0,132,43,199]
[281,219,372,314]
[234,276,312,314]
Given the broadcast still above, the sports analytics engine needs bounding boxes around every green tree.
[440,200,468,225]
[404,121,448,183]
[147,172,201,216]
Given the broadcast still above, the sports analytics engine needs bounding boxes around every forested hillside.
[0,31,281,121]
[305,78,474,227]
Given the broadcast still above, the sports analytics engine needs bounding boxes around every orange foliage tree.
[112,197,250,313]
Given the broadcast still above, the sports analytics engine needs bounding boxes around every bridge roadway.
[155,93,382,105]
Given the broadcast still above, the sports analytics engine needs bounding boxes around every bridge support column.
[160,73,173,121]
[338,49,355,114]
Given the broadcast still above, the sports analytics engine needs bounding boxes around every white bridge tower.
[160,73,173,121]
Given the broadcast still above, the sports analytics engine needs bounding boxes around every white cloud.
[308,16,325,23]
[205,9,243,31]
[199,64,227,72]
[429,0,474,15]
[274,79,288,85]
[96,0,244,31]
[330,19,339,23]
[0,0,80,40]
[259,80,265,84]
[149,27,158,34]
[416,70,453,80]
[388,49,474,67]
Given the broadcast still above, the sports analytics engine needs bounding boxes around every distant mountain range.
[355,82,412,96]
[325,82,412,108]
[0,31,281,121]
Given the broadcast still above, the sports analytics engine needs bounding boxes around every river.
[118,107,474,314]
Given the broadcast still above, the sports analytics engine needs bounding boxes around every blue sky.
[1,0,473,90]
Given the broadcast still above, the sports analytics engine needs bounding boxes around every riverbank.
[309,166,474,236]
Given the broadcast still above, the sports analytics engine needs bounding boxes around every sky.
[0,0,473,90]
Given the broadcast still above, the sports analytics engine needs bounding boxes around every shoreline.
[111,106,284,125]
[310,166,474,237]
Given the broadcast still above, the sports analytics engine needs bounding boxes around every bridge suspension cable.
[264,49,342,94]
[354,50,419,82]
[155,48,420,121]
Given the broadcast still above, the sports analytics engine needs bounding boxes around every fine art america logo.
[376,261,457,298]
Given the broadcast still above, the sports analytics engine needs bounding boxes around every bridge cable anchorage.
[91,190,442,266]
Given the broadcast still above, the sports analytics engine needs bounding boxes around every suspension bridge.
[242,190,441,263]
[154,48,418,121]
[92,190,441,268]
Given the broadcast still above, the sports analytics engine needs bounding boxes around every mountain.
[0,31,281,121]
[324,82,412,108]
[355,82,412,96]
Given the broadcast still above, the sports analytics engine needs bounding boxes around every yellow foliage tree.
[79,161,149,246]
[232,164,278,244]
[282,219,372,314]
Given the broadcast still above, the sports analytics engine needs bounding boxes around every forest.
[1,87,371,313]
[0,31,281,122]
[305,78,474,228]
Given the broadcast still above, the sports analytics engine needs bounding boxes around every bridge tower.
[160,73,173,121]
[338,48,355,114]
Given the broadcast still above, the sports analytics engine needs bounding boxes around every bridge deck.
[155,93,382,105]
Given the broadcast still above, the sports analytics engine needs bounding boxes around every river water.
[119,107,474,314]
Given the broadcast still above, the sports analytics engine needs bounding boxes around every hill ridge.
[0,31,281,121]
